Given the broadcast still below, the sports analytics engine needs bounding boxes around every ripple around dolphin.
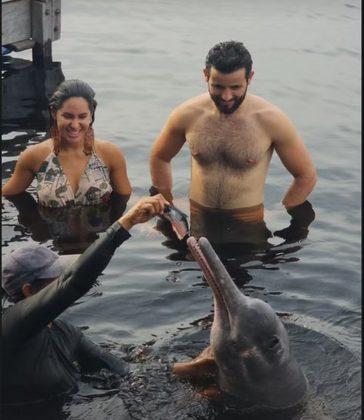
[43,322,358,420]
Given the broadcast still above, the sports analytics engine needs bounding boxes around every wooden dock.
[1,0,61,66]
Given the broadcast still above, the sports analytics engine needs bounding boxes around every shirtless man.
[149,41,317,223]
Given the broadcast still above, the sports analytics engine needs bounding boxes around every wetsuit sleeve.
[76,333,130,376]
[2,222,131,345]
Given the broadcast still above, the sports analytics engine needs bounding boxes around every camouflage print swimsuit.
[36,151,113,207]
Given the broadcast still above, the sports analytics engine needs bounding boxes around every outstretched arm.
[149,109,187,202]
[2,195,169,345]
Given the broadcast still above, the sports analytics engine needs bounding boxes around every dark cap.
[2,244,66,302]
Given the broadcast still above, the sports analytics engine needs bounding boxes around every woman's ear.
[50,107,57,121]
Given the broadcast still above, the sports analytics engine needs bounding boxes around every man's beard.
[210,86,248,114]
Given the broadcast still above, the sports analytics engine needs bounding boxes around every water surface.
[1,1,361,419]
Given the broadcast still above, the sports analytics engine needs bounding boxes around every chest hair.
[187,116,268,172]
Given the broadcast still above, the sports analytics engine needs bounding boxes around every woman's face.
[53,97,93,146]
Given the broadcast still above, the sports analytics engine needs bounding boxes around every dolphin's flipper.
[197,385,222,400]
[173,345,217,378]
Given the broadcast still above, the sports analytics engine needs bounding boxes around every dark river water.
[1,1,361,419]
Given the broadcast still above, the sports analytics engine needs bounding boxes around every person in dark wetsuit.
[1,194,169,406]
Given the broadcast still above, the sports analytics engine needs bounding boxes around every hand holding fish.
[161,204,189,240]
[118,194,169,231]
[149,185,189,240]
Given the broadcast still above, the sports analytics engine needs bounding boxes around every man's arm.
[149,109,187,202]
[2,195,169,345]
[77,332,130,376]
[270,110,317,208]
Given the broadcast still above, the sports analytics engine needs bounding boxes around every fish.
[161,204,189,240]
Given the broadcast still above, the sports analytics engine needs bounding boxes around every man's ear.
[21,283,34,298]
[203,68,210,82]
[247,70,255,84]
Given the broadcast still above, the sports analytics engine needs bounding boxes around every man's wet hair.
[205,41,253,79]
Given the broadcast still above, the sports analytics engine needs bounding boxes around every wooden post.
[31,0,61,67]
[1,0,61,67]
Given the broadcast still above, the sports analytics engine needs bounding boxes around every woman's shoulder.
[94,138,120,148]
[94,139,124,156]
[94,139,125,166]
[20,139,53,165]
[26,138,52,152]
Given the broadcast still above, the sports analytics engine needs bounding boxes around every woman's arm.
[2,141,51,196]
[98,141,132,197]
[2,149,37,196]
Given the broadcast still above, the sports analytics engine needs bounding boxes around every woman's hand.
[118,194,170,231]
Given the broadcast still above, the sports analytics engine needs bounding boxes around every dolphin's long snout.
[187,236,247,325]
[185,236,308,410]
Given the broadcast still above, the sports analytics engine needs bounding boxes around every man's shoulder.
[171,93,210,122]
[248,95,297,140]
[249,94,279,111]
[249,95,288,123]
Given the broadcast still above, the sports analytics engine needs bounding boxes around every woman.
[2,79,132,207]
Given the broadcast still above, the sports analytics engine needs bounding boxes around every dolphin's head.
[187,236,307,410]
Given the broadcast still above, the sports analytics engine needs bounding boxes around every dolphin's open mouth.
[185,236,308,410]
[187,236,231,323]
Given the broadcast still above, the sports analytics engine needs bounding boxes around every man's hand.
[118,194,170,231]
[274,200,315,243]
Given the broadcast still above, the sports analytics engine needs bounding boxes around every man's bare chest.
[186,116,271,171]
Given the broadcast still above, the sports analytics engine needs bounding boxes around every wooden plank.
[7,38,35,51]
[1,0,32,45]
[2,0,61,45]
[2,0,61,65]
[31,0,50,44]
[31,0,61,44]
[52,0,61,42]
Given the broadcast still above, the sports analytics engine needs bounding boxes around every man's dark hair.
[205,41,253,78]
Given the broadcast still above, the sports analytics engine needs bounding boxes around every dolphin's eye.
[268,336,280,348]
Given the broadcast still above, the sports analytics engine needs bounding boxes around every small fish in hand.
[162,204,189,240]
